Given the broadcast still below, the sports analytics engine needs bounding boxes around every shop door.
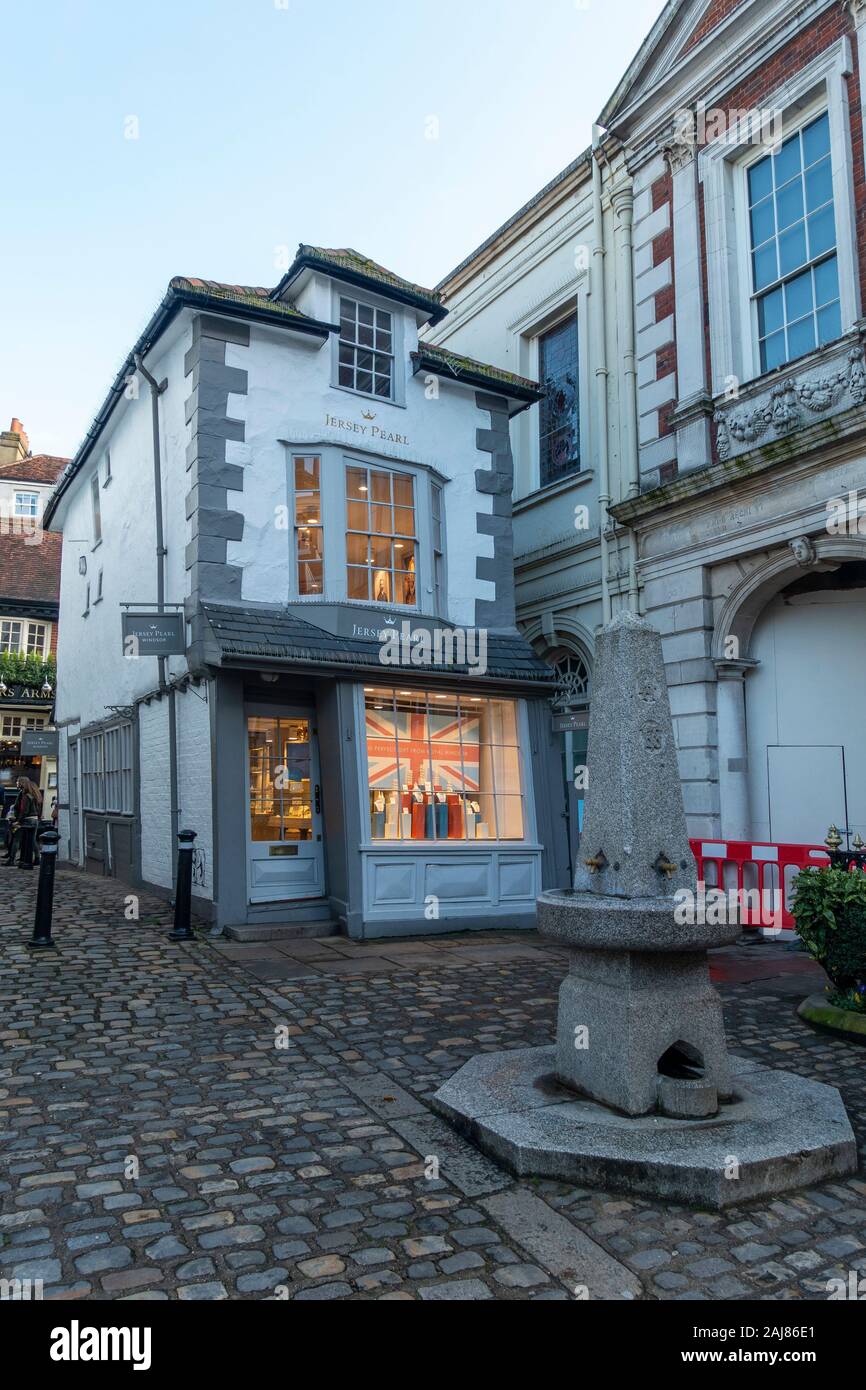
[246,709,324,903]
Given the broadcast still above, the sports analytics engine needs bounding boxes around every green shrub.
[0,652,56,688]
[791,866,866,1013]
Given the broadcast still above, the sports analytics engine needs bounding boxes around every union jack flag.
[365,707,480,792]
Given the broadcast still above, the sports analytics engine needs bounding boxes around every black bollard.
[19,815,38,871]
[28,828,60,951]
[169,828,197,941]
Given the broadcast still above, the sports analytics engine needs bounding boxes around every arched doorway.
[745,563,866,845]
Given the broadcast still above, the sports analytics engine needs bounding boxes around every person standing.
[3,777,42,866]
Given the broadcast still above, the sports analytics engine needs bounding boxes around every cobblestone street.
[1,866,864,1303]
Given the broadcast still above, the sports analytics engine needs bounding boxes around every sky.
[0,0,664,458]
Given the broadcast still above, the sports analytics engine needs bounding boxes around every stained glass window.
[538,313,579,487]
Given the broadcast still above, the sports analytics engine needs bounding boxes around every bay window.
[363,687,524,842]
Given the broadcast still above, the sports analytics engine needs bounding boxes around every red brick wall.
[683,0,749,55]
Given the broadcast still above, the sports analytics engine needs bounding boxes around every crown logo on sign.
[361,410,376,421]
[384,616,397,626]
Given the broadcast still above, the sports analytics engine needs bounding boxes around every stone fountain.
[434,611,855,1207]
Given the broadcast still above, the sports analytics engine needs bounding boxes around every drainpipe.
[591,125,612,626]
[610,176,641,613]
[134,352,179,887]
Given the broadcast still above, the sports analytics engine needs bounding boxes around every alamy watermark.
[378,620,487,676]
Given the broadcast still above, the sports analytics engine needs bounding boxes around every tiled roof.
[201,603,555,686]
[411,343,542,398]
[0,455,69,486]
[0,529,62,608]
[169,277,310,322]
[294,245,442,306]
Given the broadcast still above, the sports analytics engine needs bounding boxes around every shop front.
[202,603,568,938]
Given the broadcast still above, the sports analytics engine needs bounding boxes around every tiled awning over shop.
[199,603,555,689]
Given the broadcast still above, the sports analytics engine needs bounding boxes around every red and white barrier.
[689,838,833,931]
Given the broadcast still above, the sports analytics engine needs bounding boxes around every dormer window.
[338,296,394,400]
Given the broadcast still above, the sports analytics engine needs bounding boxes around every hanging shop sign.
[21,729,59,757]
[121,612,186,657]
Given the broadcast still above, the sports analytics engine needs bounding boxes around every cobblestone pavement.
[1,866,864,1302]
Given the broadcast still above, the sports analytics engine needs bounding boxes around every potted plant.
[792,864,866,1035]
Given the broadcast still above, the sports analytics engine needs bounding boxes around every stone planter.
[798,992,866,1042]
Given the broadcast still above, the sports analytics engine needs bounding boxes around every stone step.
[223,919,340,943]
[244,897,334,924]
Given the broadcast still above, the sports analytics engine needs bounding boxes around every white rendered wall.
[176,682,214,902]
[224,315,498,628]
[139,697,172,889]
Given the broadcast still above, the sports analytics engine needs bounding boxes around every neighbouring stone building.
[0,418,65,804]
[45,249,569,936]
[431,0,866,854]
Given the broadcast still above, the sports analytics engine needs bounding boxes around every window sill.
[513,468,593,513]
[331,382,406,411]
[360,840,543,852]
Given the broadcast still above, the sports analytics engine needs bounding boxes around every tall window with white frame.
[338,297,394,399]
[538,313,579,487]
[293,455,323,595]
[748,111,841,373]
[346,464,416,605]
[431,483,444,612]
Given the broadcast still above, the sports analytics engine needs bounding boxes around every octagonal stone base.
[432,1047,856,1209]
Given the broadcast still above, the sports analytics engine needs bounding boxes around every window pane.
[805,157,832,213]
[347,534,369,565]
[347,500,368,531]
[298,561,323,595]
[749,196,775,246]
[814,255,839,307]
[784,269,813,324]
[393,474,413,508]
[757,286,784,337]
[346,467,368,500]
[371,503,392,533]
[773,133,801,186]
[294,455,319,490]
[802,112,830,166]
[371,471,391,503]
[775,179,803,232]
[748,155,773,206]
[817,299,841,344]
[761,331,786,372]
[347,566,370,600]
[370,536,391,568]
[787,314,816,360]
[393,506,414,536]
[494,796,524,840]
[752,241,777,291]
[807,204,836,258]
[778,221,807,277]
